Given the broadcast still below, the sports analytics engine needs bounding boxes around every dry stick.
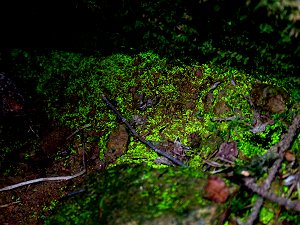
[211,116,242,122]
[0,152,87,192]
[238,114,300,225]
[101,94,187,167]
[0,170,86,192]
[244,177,300,212]
[265,114,300,158]
[239,156,284,225]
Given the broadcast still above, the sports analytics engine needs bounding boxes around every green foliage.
[5,0,299,77]
[230,189,254,218]
[76,0,300,76]
[279,210,300,224]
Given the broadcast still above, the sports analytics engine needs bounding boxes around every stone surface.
[105,124,129,163]
[213,100,230,116]
[250,84,289,114]
[216,141,238,161]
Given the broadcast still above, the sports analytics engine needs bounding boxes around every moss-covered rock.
[3,49,299,224]
[45,165,230,225]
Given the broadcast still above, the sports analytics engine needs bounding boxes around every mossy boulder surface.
[45,165,227,225]
[3,50,299,224]
[7,50,296,166]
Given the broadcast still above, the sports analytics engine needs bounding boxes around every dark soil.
[0,116,104,225]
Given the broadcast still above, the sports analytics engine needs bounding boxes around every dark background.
[0,0,299,75]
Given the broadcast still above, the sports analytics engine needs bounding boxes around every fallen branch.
[238,114,300,225]
[243,177,300,212]
[101,94,187,167]
[265,114,300,158]
[239,156,284,225]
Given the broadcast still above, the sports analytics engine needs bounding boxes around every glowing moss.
[44,166,224,225]
[259,207,274,224]
[20,50,292,169]
[112,140,162,168]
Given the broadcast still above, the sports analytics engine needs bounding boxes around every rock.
[202,92,213,113]
[213,100,230,116]
[45,165,232,225]
[216,141,238,161]
[105,124,129,163]
[250,84,289,114]
[266,95,286,114]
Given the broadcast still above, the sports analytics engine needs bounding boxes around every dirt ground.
[0,128,104,225]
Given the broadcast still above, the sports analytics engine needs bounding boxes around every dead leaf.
[216,142,238,161]
[284,151,295,162]
[204,176,230,203]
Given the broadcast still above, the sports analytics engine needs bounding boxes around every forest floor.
[0,51,299,224]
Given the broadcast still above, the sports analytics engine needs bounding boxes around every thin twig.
[0,200,21,208]
[0,152,87,192]
[66,124,91,140]
[0,170,86,192]
[211,116,242,122]
[101,94,187,167]
[210,81,221,90]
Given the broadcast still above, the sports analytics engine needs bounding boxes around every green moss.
[259,207,274,224]
[291,133,300,154]
[7,50,294,169]
[112,140,161,168]
[188,155,203,168]
[44,165,228,225]
[2,45,300,224]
